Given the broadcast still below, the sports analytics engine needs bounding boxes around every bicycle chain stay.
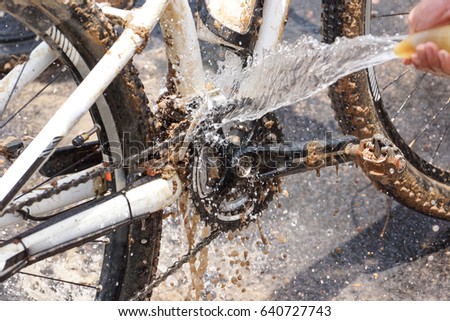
[0,132,188,217]
[2,165,114,217]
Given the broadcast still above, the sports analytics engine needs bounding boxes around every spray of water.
[213,35,399,123]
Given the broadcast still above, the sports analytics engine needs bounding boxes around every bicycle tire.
[0,1,161,299]
[321,0,450,220]
[0,13,36,74]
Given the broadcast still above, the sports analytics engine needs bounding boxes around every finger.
[424,42,441,72]
[408,6,418,33]
[411,53,422,69]
[411,50,434,73]
[438,50,450,75]
[412,44,426,69]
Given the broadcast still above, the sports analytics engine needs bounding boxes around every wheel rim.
[366,0,450,183]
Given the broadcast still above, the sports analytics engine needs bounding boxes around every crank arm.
[232,133,407,182]
[240,135,360,180]
[0,175,181,282]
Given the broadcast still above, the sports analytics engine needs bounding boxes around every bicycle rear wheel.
[0,1,160,299]
[322,0,450,220]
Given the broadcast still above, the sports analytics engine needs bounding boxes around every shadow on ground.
[273,205,450,300]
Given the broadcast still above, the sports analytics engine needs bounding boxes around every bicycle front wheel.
[0,1,160,300]
[322,0,450,220]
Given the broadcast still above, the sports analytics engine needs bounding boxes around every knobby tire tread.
[321,0,450,220]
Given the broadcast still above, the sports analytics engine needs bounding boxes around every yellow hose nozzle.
[394,25,450,59]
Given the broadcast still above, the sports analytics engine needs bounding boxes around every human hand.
[407,0,450,75]
[404,42,450,75]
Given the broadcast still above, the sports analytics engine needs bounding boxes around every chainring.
[191,112,283,231]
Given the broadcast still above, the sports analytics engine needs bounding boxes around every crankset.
[191,112,283,231]
[191,112,407,231]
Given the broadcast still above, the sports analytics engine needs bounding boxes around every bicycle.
[0,0,448,300]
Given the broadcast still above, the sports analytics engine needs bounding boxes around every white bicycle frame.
[0,0,290,278]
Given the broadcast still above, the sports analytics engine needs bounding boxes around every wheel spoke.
[0,59,29,117]
[381,69,410,92]
[430,118,450,165]
[390,73,425,120]
[372,12,409,19]
[0,67,67,129]
[409,100,450,148]
[19,271,100,290]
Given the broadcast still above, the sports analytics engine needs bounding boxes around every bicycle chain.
[130,228,222,300]
[2,165,115,216]
[1,133,186,217]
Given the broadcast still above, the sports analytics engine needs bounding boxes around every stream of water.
[212,35,400,123]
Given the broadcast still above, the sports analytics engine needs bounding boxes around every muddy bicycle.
[0,0,448,300]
